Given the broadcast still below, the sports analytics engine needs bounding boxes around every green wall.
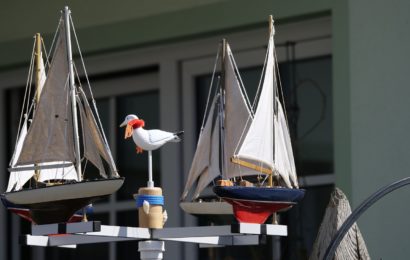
[347,0,410,258]
[0,0,330,69]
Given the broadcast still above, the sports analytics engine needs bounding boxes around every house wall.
[0,0,330,68]
[348,0,410,259]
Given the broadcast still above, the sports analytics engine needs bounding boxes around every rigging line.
[44,16,63,68]
[201,45,220,131]
[81,159,88,179]
[70,16,118,174]
[295,79,326,140]
[13,38,36,151]
[252,34,270,111]
[275,45,291,131]
[228,50,253,114]
[69,16,93,99]
[41,38,51,68]
[77,94,87,176]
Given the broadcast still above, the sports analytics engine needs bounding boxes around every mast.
[34,33,42,182]
[268,15,274,187]
[220,38,227,179]
[64,6,82,181]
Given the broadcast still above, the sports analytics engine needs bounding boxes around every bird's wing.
[148,129,175,144]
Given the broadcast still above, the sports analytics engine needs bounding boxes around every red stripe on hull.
[223,198,294,224]
[8,208,84,224]
[9,208,33,222]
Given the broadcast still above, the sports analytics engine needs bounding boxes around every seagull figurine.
[120,114,183,153]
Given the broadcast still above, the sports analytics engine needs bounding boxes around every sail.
[15,23,75,166]
[274,98,298,188]
[223,45,253,179]
[193,113,220,199]
[78,89,117,178]
[38,51,47,95]
[7,120,34,192]
[37,162,77,182]
[233,33,275,175]
[181,97,219,200]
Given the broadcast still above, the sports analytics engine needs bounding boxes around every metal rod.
[268,15,274,188]
[323,177,410,260]
[63,6,82,181]
[220,39,227,179]
[147,150,154,187]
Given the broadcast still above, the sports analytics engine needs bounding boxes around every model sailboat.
[1,7,124,224]
[181,16,304,224]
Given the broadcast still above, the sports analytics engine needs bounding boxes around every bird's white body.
[132,127,180,151]
[120,114,182,152]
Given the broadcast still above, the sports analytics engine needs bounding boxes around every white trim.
[298,173,335,187]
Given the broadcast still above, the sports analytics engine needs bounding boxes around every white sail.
[38,51,47,94]
[37,162,77,182]
[233,32,275,175]
[274,99,298,188]
[7,120,33,192]
[181,98,220,200]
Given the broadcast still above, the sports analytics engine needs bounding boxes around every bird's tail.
[172,131,184,142]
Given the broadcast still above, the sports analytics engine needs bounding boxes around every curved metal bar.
[323,177,410,260]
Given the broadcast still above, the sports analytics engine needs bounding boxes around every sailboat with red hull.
[182,16,304,224]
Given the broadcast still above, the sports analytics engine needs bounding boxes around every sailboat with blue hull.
[182,16,304,224]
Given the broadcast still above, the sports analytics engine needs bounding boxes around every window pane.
[116,91,160,200]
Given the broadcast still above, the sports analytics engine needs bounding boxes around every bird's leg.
[136,146,144,154]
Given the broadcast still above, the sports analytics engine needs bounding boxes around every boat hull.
[1,178,124,224]
[1,199,93,223]
[213,186,305,224]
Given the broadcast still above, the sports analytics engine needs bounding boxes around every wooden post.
[136,187,164,229]
[34,33,42,182]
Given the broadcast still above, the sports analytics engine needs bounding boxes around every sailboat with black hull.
[1,7,124,224]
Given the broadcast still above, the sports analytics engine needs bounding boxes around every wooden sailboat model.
[1,7,124,224]
[181,16,304,223]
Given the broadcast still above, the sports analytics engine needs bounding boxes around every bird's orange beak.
[123,119,145,139]
[124,125,133,139]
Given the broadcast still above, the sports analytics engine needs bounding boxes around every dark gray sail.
[223,45,252,178]
[16,22,75,166]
